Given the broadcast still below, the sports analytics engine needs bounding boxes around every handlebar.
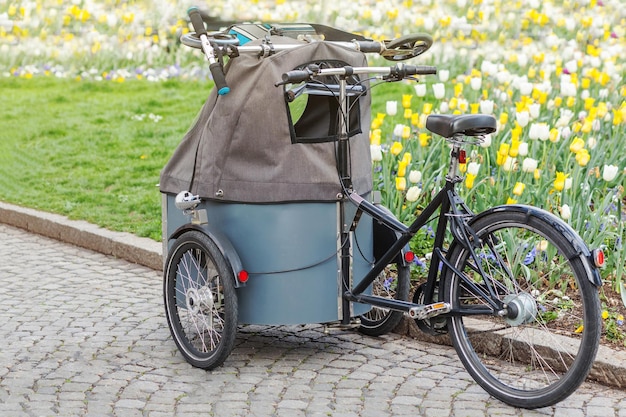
[187,7,230,96]
[277,63,437,86]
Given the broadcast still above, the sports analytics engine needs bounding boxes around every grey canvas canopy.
[159,35,372,203]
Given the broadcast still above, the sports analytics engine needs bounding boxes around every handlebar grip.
[415,66,437,75]
[210,62,230,95]
[389,65,437,78]
[281,69,313,84]
[356,41,382,54]
[404,65,437,75]
[187,7,207,37]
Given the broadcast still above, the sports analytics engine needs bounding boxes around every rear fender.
[168,224,247,288]
[466,205,602,287]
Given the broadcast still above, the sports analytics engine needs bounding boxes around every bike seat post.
[446,135,464,182]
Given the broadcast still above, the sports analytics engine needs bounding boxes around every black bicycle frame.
[333,72,506,323]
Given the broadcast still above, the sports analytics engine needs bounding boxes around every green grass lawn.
[0,77,212,240]
[0,76,410,240]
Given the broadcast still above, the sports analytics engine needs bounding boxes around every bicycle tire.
[164,230,238,369]
[444,208,601,408]
[358,263,410,336]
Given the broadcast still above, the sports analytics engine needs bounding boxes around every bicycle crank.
[407,302,451,321]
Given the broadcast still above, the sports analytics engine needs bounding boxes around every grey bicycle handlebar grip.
[188,7,230,95]
[391,65,437,77]
[188,7,207,37]
[281,70,313,84]
[210,63,230,95]
[356,41,382,53]
[404,65,437,75]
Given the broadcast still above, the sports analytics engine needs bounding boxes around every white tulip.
[414,84,426,97]
[564,59,578,74]
[602,165,619,182]
[467,162,481,175]
[529,123,550,141]
[502,157,516,172]
[370,145,383,162]
[518,142,529,156]
[470,77,482,91]
[432,83,445,99]
[560,204,571,221]
[529,103,541,120]
[406,186,422,202]
[564,177,573,190]
[519,82,533,96]
[386,101,398,116]
[516,111,530,127]
[480,134,492,148]
[409,170,422,183]
[480,99,494,114]
[522,158,538,173]
[438,69,450,82]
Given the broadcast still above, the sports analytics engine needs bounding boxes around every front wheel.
[164,230,238,369]
[358,263,410,336]
[444,209,601,408]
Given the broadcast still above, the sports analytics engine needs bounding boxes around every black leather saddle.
[426,114,497,138]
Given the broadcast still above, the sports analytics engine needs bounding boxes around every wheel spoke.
[446,210,600,408]
[164,231,238,369]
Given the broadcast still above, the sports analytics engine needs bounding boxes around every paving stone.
[0,223,624,417]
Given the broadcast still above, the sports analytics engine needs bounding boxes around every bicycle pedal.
[407,302,451,320]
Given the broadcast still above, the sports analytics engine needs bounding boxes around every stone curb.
[0,201,162,271]
[1,200,624,389]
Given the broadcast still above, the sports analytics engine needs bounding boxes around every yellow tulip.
[402,94,412,109]
[575,149,591,166]
[465,173,477,189]
[513,182,525,196]
[390,141,403,156]
[395,177,406,191]
[397,160,408,177]
[370,129,381,145]
[401,125,411,139]
[509,139,520,157]
[569,137,585,153]
[498,143,510,157]
[506,197,517,205]
[554,172,568,191]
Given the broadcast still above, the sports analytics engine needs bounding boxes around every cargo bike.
[159,7,605,409]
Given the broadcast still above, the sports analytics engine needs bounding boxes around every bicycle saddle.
[426,114,497,138]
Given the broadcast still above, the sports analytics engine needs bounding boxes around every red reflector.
[592,249,605,268]
[459,149,466,164]
[238,270,249,283]
[404,251,415,263]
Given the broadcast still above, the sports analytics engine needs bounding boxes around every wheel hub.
[186,287,214,315]
[503,292,537,326]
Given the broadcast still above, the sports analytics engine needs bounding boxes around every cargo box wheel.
[164,231,238,369]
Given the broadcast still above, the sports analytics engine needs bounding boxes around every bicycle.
[161,7,605,409]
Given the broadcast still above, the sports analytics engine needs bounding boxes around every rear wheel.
[358,263,410,336]
[445,209,601,408]
[164,231,238,369]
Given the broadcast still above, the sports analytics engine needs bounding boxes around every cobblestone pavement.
[1,223,625,417]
